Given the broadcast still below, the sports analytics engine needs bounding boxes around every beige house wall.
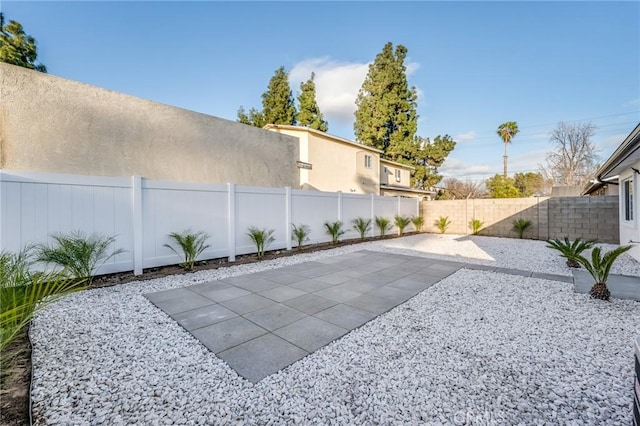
[380,160,411,187]
[0,63,299,187]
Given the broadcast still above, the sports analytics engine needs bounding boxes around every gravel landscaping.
[30,235,640,424]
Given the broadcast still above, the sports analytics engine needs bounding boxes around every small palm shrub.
[352,218,371,241]
[546,237,596,268]
[1,248,85,355]
[375,216,392,238]
[574,245,632,301]
[324,221,345,245]
[394,215,411,236]
[247,227,275,259]
[512,218,533,239]
[291,224,310,248]
[164,229,211,270]
[435,216,451,234]
[411,216,425,232]
[468,218,484,235]
[36,231,125,284]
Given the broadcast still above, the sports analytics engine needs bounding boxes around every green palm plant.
[36,231,125,284]
[468,218,484,235]
[512,218,533,239]
[546,237,596,268]
[352,217,371,241]
[291,224,310,248]
[324,221,345,245]
[164,229,211,270]
[394,215,411,236]
[574,245,632,301]
[375,216,392,238]
[497,121,519,176]
[1,248,85,355]
[411,216,425,232]
[435,216,451,234]
[247,227,275,259]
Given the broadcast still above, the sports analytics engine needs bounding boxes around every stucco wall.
[422,196,620,243]
[380,161,411,187]
[0,63,299,187]
[618,162,640,260]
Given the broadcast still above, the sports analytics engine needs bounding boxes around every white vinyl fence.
[0,171,419,275]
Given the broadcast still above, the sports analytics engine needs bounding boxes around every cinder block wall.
[422,196,619,243]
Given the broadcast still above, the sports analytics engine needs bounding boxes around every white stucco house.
[584,123,640,261]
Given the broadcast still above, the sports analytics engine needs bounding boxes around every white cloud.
[439,158,491,178]
[455,131,477,143]
[290,57,423,127]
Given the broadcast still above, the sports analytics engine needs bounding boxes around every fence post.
[337,191,343,222]
[227,183,236,262]
[370,193,375,238]
[415,197,420,218]
[285,187,292,251]
[397,195,401,216]
[131,175,143,275]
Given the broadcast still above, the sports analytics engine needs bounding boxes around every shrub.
[164,229,211,270]
[574,245,632,301]
[291,224,310,248]
[511,218,533,239]
[411,216,425,232]
[435,216,451,234]
[375,216,392,238]
[36,231,125,284]
[324,221,345,245]
[468,218,484,235]
[546,237,596,268]
[1,248,85,355]
[394,215,411,236]
[352,218,371,241]
[247,227,275,259]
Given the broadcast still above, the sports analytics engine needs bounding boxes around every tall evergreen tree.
[296,72,328,131]
[0,13,47,72]
[237,66,296,127]
[387,135,456,189]
[354,42,418,153]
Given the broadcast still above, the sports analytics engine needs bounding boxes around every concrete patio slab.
[273,316,348,352]
[259,286,307,303]
[314,304,376,329]
[244,304,308,331]
[191,316,268,353]
[171,304,237,331]
[220,294,274,315]
[146,288,214,315]
[282,293,337,315]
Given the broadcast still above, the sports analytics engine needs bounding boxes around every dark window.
[624,178,634,221]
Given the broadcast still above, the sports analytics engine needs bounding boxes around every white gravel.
[30,235,640,424]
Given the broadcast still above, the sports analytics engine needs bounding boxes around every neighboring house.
[264,125,431,198]
[583,123,640,261]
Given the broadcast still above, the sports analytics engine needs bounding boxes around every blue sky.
[3,1,639,182]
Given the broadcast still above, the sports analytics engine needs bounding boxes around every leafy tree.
[354,42,418,154]
[496,121,519,176]
[513,172,547,197]
[237,66,296,127]
[438,177,485,199]
[296,72,328,131]
[486,174,520,198]
[0,13,47,72]
[541,122,598,187]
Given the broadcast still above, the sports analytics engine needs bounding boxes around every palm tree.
[497,121,519,177]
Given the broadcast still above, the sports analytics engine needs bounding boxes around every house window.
[624,178,634,221]
[395,169,401,182]
[364,155,372,169]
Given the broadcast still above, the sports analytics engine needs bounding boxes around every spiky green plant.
[435,216,451,234]
[375,216,392,238]
[512,218,533,239]
[546,237,596,268]
[468,218,484,235]
[574,245,632,301]
[36,231,125,284]
[324,221,345,245]
[352,217,372,241]
[291,224,310,248]
[1,248,85,355]
[247,227,275,259]
[164,229,211,270]
[394,215,411,236]
[411,216,425,232]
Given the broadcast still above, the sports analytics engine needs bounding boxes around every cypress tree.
[296,72,328,131]
[261,66,296,125]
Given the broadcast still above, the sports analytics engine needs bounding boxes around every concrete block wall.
[422,196,619,243]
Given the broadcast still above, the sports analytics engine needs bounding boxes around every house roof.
[380,184,435,195]
[380,158,415,171]
[263,124,384,154]
[583,123,640,195]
